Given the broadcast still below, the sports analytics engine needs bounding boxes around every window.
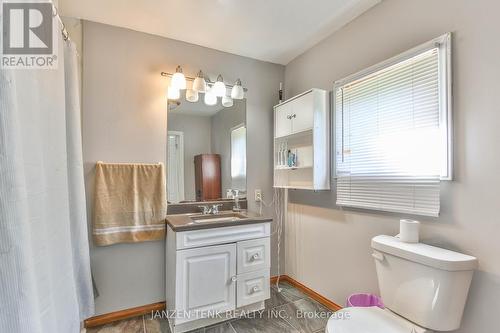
[334,33,452,217]
[231,124,247,191]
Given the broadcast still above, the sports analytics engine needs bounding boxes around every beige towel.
[93,162,167,246]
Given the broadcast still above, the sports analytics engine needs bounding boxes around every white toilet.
[326,235,477,333]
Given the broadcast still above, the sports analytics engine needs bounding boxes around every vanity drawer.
[176,223,271,250]
[236,269,270,308]
[237,237,270,274]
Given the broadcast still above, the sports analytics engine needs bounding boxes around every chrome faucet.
[211,204,223,214]
[198,204,223,215]
[198,205,212,215]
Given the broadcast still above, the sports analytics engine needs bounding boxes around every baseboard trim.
[85,275,341,328]
[271,275,343,311]
[84,301,166,328]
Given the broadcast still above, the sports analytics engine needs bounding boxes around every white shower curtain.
[0,36,94,332]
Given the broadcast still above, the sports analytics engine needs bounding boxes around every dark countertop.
[165,210,272,232]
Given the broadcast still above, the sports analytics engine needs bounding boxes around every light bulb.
[192,70,207,93]
[171,65,186,90]
[167,86,180,100]
[222,96,233,107]
[213,74,226,97]
[204,88,217,106]
[186,89,199,103]
[231,79,244,99]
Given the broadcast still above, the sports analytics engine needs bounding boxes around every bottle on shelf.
[281,142,288,167]
[285,148,298,168]
[277,143,282,167]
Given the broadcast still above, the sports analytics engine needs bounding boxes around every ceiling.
[60,0,380,65]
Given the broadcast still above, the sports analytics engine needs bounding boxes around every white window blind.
[335,35,451,217]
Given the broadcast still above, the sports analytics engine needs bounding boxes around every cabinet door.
[275,103,292,138]
[291,92,314,134]
[176,243,236,324]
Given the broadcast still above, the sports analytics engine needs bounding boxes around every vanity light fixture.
[222,96,234,108]
[213,74,227,97]
[186,89,199,103]
[192,70,207,93]
[161,69,246,106]
[204,88,217,106]
[167,86,180,100]
[231,79,245,99]
[171,65,186,90]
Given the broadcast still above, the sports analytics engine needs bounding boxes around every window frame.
[332,33,453,181]
[230,123,247,190]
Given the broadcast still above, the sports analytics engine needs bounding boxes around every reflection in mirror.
[167,94,246,203]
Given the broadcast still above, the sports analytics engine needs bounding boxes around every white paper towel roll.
[399,219,420,243]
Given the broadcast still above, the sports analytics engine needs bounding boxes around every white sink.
[190,213,246,224]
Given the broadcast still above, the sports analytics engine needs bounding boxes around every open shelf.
[274,129,313,170]
[275,165,313,170]
[274,185,315,190]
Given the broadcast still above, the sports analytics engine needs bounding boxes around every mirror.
[167,94,246,203]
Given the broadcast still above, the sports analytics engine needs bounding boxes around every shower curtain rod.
[52,4,69,41]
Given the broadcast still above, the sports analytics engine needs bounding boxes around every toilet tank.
[371,235,477,332]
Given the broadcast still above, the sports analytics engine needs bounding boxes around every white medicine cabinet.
[273,89,330,190]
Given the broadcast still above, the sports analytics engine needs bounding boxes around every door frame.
[168,130,185,202]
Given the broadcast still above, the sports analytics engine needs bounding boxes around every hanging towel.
[93,162,167,246]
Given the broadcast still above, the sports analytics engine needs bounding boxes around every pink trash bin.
[346,293,384,308]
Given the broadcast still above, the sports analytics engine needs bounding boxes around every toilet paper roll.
[399,219,420,243]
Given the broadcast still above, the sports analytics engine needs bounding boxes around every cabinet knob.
[251,253,260,261]
[231,276,237,282]
[252,286,260,293]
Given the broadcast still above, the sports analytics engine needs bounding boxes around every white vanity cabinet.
[166,222,271,333]
[274,89,330,190]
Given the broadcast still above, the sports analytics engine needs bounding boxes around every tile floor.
[87,281,334,333]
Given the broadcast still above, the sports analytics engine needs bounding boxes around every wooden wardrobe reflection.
[194,154,221,201]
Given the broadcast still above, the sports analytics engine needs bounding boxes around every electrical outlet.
[255,189,262,202]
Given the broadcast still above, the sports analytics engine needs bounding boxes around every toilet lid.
[326,307,430,333]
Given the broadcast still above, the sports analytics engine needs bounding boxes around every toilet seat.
[325,307,431,333]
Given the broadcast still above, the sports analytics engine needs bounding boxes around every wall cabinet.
[275,91,314,136]
[274,89,330,190]
[166,223,271,333]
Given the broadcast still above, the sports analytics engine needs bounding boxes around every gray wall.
[82,21,284,315]
[283,0,500,332]
[168,113,212,201]
[211,101,246,195]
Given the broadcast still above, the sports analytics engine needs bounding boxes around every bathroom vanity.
[164,80,263,333]
[165,211,272,333]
